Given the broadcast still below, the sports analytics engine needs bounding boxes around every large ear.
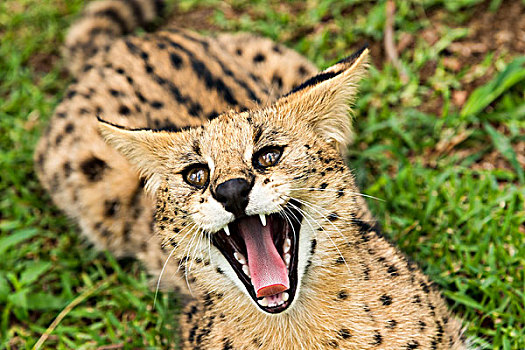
[97,119,177,193]
[276,46,369,154]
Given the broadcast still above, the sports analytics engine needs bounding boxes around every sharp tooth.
[283,238,291,253]
[282,292,289,302]
[224,226,230,236]
[234,252,246,264]
[258,297,268,307]
[259,214,267,226]
[242,265,251,277]
[284,253,291,265]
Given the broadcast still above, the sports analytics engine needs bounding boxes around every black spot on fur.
[151,100,164,109]
[271,74,283,89]
[272,44,282,54]
[337,290,348,300]
[406,340,420,349]
[298,65,308,76]
[328,213,339,221]
[380,294,392,306]
[362,264,370,280]
[188,102,203,117]
[253,53,266,63]
[419,320,426,331]
[170,52,183,69]
[64,123,74,134]
[387,264,399,277]
[118,105,131,115]
[63,162,72,178]
[136,91,146,102]
[222,337,233,350]
[101,228,111,237]
[188,324,198,343]
[235,48,242,56]
[420,281,430,293]
[310,239,317,255]
[413,295,421,304]
[66,89,77,99]
[320,183,328,189]
[80,157,108,182]
[335,257,345,265]
[36,151,46,168]
[109,89,119,97]
[386,320,397,329]
[337,189,344,198]
[216,267,224,274]
[338,328,351,339]
[372,331,383,345]
[55,134,63,146]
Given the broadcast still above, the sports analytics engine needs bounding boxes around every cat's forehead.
[192,111,292,151]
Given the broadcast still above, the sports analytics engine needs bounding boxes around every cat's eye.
[183,165,209,188]
[255,147,283,168]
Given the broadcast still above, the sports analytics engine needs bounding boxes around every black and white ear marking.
[285,45,369,97]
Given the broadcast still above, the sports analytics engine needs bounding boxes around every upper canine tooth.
[283,238,291,253]
[259,214,267,227]
[234,252,246,264]
[224,226,231,236]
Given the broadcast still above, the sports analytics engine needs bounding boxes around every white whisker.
[289,187,384,202]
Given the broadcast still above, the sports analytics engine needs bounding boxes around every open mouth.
[211,201,302,313]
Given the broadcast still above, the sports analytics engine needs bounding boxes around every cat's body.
[35,1,467,348]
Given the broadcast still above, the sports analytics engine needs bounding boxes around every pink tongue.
[237,216,289,298]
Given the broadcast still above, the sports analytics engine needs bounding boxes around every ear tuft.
[277,46,369,155]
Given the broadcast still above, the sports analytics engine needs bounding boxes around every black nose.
[214,178,252,217]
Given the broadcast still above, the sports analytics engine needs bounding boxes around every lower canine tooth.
[259,214,267,226]
[282,292,289,302]
[224,226,231,236]
[258,297,268,307]
[242,265,251,277]
[284,253,291,265]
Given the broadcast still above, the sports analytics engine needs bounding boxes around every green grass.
[1,0,524,348]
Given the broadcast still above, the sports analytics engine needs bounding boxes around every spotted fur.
[35,1,467,348]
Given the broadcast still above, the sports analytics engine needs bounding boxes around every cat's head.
[99,47,368,314]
